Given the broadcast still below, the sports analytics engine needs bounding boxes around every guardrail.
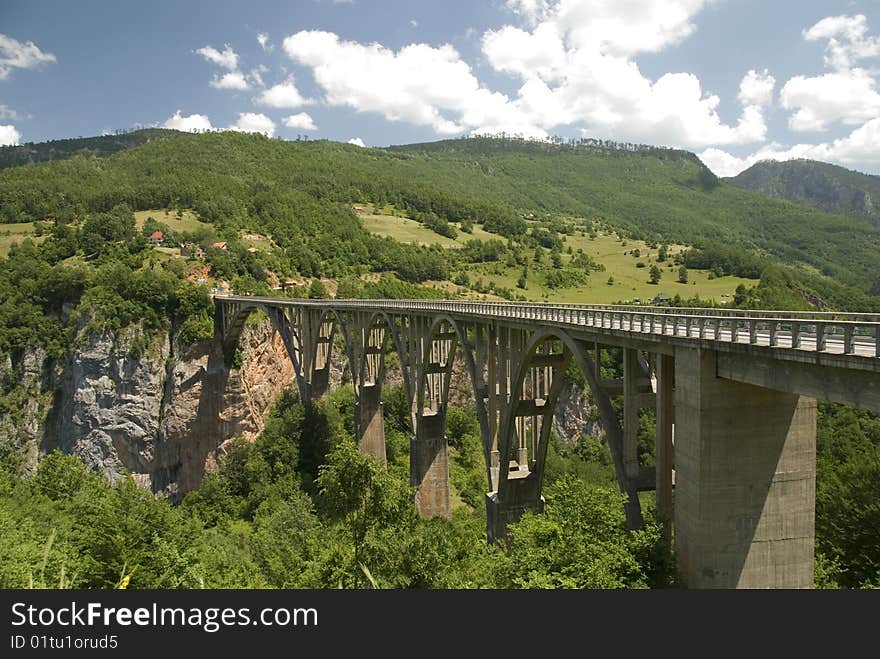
[222,297,880,359]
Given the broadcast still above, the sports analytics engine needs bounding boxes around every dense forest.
[0,131,878,589]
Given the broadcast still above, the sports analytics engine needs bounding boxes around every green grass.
[0,222,44,257]
[360,213,461,247]
[133,209,205,234]
[363,211,754,303]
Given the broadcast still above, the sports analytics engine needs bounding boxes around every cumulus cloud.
[255,79,311,108]
[700,117,880,177]
[738,69,776,107]
[504,0,708,56]
[163,110,213,132]
[0,124,21,145]
[282,112,317,130]
[280,2,767,146]
[804,14,880,71]
[479,0,766,146]
[283,30,540,136]
[347,137,366,147]
[0,33,56,80]
[228,112,276,136]
[195,44,239,70]
[210,71,250,90]
[781,15,880,132]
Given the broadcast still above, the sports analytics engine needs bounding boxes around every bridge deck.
[219,296,880,373]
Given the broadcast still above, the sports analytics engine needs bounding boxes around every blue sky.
[1,0,878,175]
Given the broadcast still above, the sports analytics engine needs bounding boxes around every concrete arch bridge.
[215,296,880,588]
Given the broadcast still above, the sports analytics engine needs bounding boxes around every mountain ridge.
[725,158,880,227]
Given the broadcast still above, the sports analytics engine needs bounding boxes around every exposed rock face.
[0,347,54,472]
[0,318,294,499]
[59,326,171,491]
[553,380,602,444]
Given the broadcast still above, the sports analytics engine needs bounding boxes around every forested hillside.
[1,132,877,304]
[0,128,181,170]
[727,159,880,228]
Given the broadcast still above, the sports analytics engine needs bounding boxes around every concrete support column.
[486,476,544,544]
[623,348,640,479]
[357,384,386,465]
[674,348,816,589]
[411,413,451,518]
[655,353,674,536]
[309,367,330,400]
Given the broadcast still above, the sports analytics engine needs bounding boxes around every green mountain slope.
[726,159,880,227]
[0,132,878,298]
[0,128,182,170]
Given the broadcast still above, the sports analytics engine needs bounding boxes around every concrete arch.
[218,301,308,401]
[498,328,643,531]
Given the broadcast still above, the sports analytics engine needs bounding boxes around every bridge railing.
[227,297,880,359]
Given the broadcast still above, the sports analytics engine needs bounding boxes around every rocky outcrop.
[0,317,294,499]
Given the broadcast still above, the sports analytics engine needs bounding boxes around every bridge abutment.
[411,413,451,518]
[674,347,816,588]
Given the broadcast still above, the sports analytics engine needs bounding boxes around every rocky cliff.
[0,317,293,499]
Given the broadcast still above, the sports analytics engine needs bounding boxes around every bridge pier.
[356,384,386,465]
[673,348,816,588]
[486,476,544,544]
[411,413,451,518]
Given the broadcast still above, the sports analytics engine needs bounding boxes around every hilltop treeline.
[0,131,877,302]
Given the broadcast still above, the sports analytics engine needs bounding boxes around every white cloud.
[700,117,880,177]
[781,69,880,131]
[228,112,276,136]
[282,112,317,130]
[195,44,239,71]
[347,137,366,147]
[738,69,775,107]
[0,33,56,80]
[282,2,766,148]
[257,33,273,53]
[254,78,310,108]
[479,1,766,146]
[505,0,709,57]
[163,110,213,132]
[804,14,880,71]
[410,20,418,28]
[779,15,880,133]
[210,71,250,90]
[283,30,535,136]
[0,124,21,145]
[0,104,20,120]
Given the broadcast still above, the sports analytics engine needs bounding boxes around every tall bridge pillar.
[673,347,816,588]
[411,413,450,518]
[357,383,386,465]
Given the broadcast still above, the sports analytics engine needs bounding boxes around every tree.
[657,245,668,262]
[649,264,662,284]
[308,279,329,299]
[516,268,527,289]
[678,266,688,284]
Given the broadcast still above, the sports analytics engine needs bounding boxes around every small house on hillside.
[149,231,164,246]
[179,242,205,258]
[352,205,366,214]
[211,241,228,250]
